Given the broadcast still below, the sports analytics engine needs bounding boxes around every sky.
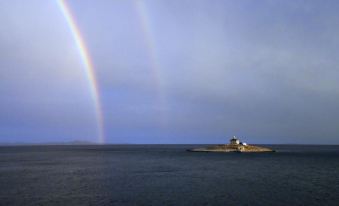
[1,0,339,144]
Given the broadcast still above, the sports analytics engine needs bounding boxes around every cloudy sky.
[1,0,339,144]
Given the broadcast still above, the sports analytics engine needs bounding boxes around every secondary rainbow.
[134,0,168,127]
[57,0,105,143]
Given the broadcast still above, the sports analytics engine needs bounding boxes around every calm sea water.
[0,145,338,206]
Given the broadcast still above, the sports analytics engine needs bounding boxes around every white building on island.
[230,136,240,145]
[230,136,247,146]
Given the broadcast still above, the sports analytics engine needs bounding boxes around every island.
[187,136,275,153]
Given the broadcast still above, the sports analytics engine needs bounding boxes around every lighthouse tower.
[230,136,240,145]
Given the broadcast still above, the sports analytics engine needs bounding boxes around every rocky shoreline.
[187,144,275,153]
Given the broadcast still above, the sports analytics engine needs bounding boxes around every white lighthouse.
[230,136,240,145]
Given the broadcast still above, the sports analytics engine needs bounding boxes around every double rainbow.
[57,0,167,143]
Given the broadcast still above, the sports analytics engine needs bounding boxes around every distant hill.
[0,140,98,146]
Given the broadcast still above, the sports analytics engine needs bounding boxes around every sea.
[0,144,338,206]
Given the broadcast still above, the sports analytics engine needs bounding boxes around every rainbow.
[57,0,105,143]
[134,0,168,127]
[57,0,168,143]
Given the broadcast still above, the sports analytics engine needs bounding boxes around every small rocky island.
[188,136,275,153]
